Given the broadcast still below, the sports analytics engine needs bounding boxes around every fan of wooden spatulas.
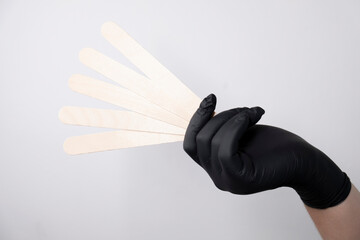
[59,22,202,154]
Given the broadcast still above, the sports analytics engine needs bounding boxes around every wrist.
[295,171,352,209]
[288,146,352,209]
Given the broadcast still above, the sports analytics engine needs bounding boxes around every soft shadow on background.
[0,0,359,239]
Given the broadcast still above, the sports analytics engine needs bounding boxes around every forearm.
[305,184,360,240]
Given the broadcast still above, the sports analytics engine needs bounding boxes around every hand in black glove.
[183,94,351,209]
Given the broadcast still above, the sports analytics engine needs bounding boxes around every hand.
[183,94,351,209]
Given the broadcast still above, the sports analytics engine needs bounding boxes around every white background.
[0,0,359,239]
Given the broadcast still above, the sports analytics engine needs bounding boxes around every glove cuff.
[298,172,352,209]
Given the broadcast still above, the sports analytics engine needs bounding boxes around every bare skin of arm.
[305,184,360,240]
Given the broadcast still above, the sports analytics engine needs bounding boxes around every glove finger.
[215,108,265,172]
[196,107,250,170]
[183,93,217,163]
[247,106,265,126]
[211,107,265,161]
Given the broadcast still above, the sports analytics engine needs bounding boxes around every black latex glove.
[183,94,351,209]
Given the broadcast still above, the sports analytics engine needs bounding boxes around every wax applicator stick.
[79,48,192,121]
[68,74,189,129]
[59,106,185,135]
[64,130,184,155]
[101,21,201,116]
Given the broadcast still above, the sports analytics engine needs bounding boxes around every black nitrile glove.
[183,94,351,209]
